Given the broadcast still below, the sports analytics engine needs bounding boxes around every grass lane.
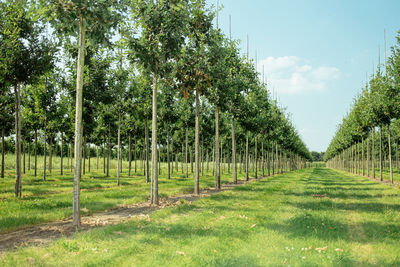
[1,167,399,266]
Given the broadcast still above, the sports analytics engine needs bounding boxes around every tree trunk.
[43,120,47,181]
[117,113,121,186]
[167,121,170,179]
[388,125,393,183]
[145,118,149,183]
[103,135,106,174]
[72,17,85,228]
[255,134,258,179]
[151,70,159,205]
[28,140,30,171]
[245,130,249,181]
[61,132,63,175]
[49,137,52,173]
[379,126,383,181]
[194,90,200,194]
[185,126,188,178]
[128,135,132,176]
[134,137,137,174]
[367,132,370,177]
[261,136,264,177]
[88,142,90,173]
[362,136,364,176]
[23,138,25,174]
[215,107,221,189]
[14,82,22,197]
[34,129,37,177]
[231,115,237,184]
[2,128,5,178]
[372,128,375,179]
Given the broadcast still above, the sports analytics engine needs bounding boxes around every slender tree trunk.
[231,116,237,184]
[23,138,25,174]
[261,136,264,177]
[2,128,6,178]
[49,137,52,173]
[117,113,121,186]
[128,135,132,176]
[194,91,200,194]
[367,133,370,177]
[134,137,137,174]
[107,127,110,177]
[97,146,99,170]
[28,140,30,171]
[372,128,375,179]
[151,70,159,205]
[379,126,383,181]
[185,126,188,178]
[245,131,249,181]
[255,134,258,179]
[14,83,22,197]
[362,136,364,176]
[167,121,170,180]
[34,129,37,177]
[145,118,149,183]
[72,17,85,227]
[388,125,393,183]
[43,120,47,181]
[88,143,90,173]
[215,107,221,189]
[61,132,63,175]
[103,135,106,174]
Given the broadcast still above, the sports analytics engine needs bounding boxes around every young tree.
[0,0,54,197]
[42,0,127,227]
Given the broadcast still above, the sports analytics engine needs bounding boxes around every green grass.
[1,167,400,266]
[0,154,263,233]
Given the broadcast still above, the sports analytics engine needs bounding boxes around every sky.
[208,0,400,152]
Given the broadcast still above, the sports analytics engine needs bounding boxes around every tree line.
[325,31,400,183]
[0,0,312,228]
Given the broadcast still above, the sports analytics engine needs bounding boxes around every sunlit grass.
[1,167,399,266]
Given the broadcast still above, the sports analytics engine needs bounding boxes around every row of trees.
[325,31,400,184]
[1,0,311,227]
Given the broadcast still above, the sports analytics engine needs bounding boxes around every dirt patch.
[0,176,267,253]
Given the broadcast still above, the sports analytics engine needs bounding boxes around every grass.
[1,167,400,266]
[0,154,264,233]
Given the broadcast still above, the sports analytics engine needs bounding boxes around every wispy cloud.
[257,56,340,94]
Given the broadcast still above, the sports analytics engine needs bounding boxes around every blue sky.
[209,0,400,152]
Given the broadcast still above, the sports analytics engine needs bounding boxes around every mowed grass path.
[1,167,400,266]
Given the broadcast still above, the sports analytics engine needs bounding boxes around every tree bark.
[151,69,159,205]
[49,137,52,173]
[215,107,221,189]
[145,118,149,183]
[43,120,47,181]
[117,113,121,186]
[14,83,22,197]
[61,132,63,175]
[231,115,237,184]
[23,138,25,174]
[1,128,5,178]
[194,90,200,194]
[245,130,249,181]
[379,126,383,181]
[185,126,188,178]
[167,121,170,179]
[255,134,258,179]
[388,125,393,183]
[72,16,85,227]
[128,135,132,176]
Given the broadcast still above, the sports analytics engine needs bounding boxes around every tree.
[42,0,127,227]
[127,0,190,204]
[0,0,54,197]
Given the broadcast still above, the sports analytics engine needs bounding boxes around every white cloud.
[257,56,340,94]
